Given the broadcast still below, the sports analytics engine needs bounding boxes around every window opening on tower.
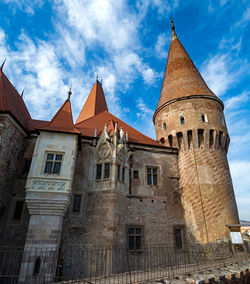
[162,123,166,130]
[198,129,204,148]
[180,116,185,125]
[201,114,208,123]
[168,135,173,147]
[187,130,193,149]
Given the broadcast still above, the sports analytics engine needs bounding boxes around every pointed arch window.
[180,116,185,125]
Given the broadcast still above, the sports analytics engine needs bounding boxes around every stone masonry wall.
[0,115,31,246]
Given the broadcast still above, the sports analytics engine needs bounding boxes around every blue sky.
[0,0,249,220]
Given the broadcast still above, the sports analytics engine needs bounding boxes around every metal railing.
[0,245,249,283]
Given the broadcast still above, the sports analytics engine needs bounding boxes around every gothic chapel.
[0,21,240,280]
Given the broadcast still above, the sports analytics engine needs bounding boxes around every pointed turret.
[154,19,220,119]
[76,79,108,124]
[0,67,31,129]
[38,90,80,134]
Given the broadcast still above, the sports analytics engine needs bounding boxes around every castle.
[0,21,240,280]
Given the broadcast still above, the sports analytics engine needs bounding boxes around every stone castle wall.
[0,115,31,246]
[154,97,240,246]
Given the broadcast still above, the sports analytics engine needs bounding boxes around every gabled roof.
[76,80,108,124]
[155,21,218,114]
[0,68,32,129]
[38,98,80,134]
[76,110,161,147]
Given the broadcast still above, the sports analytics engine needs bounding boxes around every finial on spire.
[67,84,72,101]
[21,88,25,98]
[96,74,99,81]
[0,58,6,71]
[170,17,177,39]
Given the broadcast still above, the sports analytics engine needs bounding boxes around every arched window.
[180,116,185,125]
[162,123,166,130]
[201,114,208,123]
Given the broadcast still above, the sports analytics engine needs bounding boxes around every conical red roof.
[0,68,31,129]
[155,25,219,115]
[76,80,108,124]
[38,98,80,134]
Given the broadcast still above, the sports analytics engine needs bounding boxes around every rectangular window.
[146,167,158,185]
[13,200,24,220]
[122,167,125,182]
[73,195,81,212]
[96,164,102,180]
[174,228,183,249]
[133,170,139,179]
[117,165,120,180]
[44,153,63,174]
[127,226,143,251]
[104,163,110,179]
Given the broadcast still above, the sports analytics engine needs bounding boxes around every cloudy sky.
[0,0,249,220]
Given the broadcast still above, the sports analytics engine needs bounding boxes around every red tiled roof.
[38,99,80,134]
[156,30,217,113]
[0,69,31,129]
[76,80,108,124]
[76,110,161,146]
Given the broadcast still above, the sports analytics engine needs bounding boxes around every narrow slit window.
[117,165,121,180]
[174,228,183,249]
[122,167,125,182]
[73,195,81,212]
[33,257,41,276]
[104,163,110,179]
[168,135,173,147]
[162,123,166,130]
[13,200,24,220]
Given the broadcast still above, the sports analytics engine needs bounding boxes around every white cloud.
[142,68,157,84]
[230,160,250,220]
[201,54,248,97]
[3,0,44,14]
[225,91,249,111]
[136,97,153,119]
[155,33,169,59]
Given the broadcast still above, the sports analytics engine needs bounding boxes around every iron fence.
[0,245,249,283]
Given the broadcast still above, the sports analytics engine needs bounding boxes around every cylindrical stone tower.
[153,20,240,248]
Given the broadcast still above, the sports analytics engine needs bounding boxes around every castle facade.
[0,22,240,281]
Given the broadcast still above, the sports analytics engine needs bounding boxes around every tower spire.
[67,84,72,101]
[0,59,6,71]
[170,17,177,40]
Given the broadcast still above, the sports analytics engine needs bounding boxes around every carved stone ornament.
[117,146,126,162]
[97,142,111,161]
[31,179,66,191]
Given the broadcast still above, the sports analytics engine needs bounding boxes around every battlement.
[165,128,230,152]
